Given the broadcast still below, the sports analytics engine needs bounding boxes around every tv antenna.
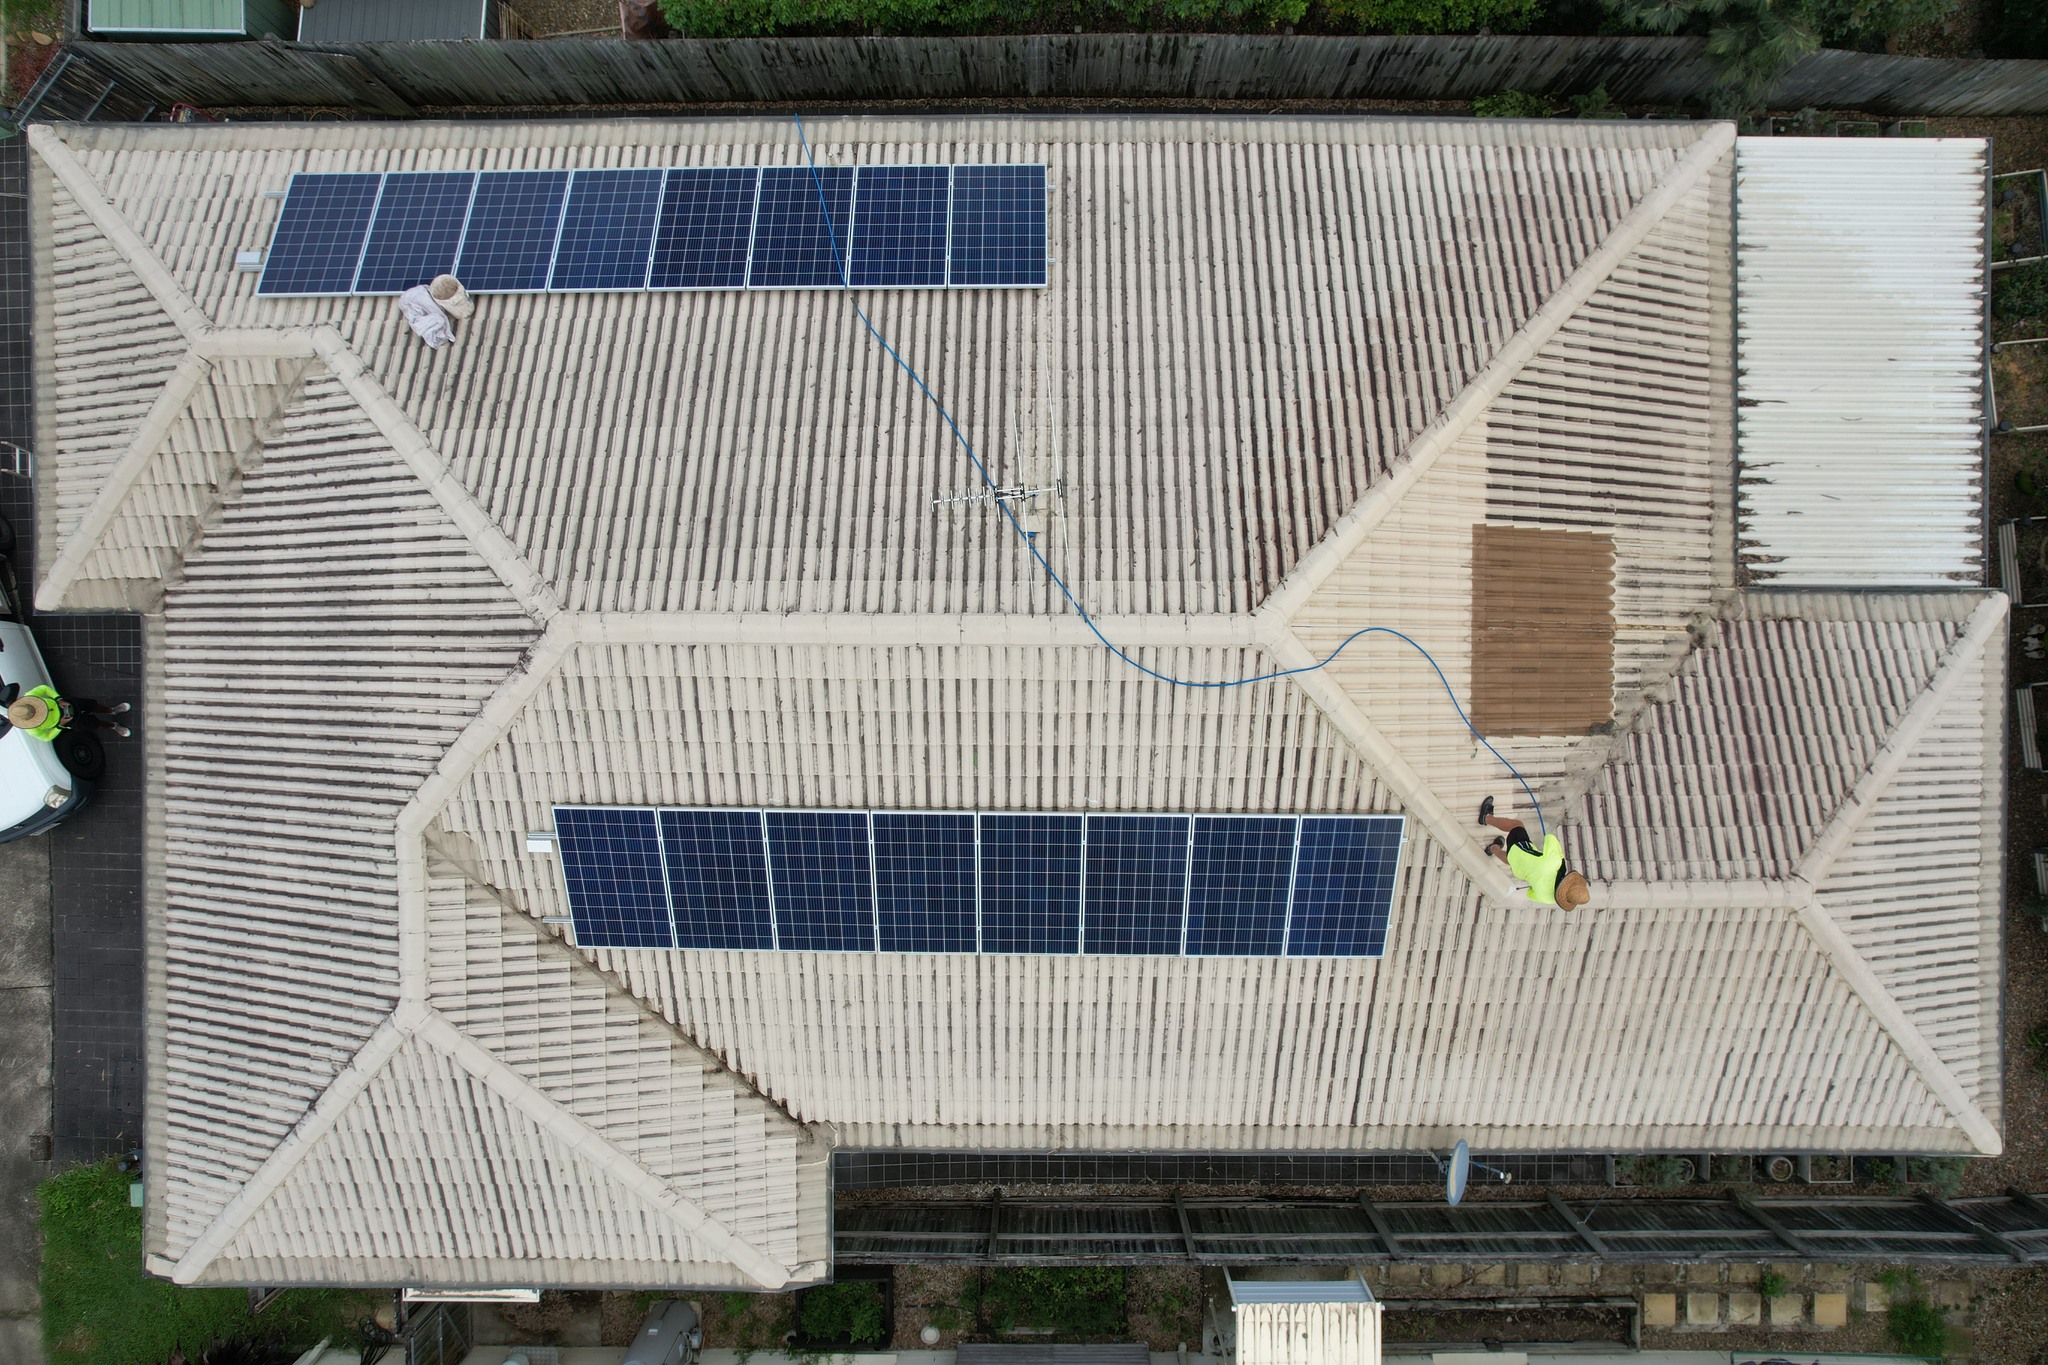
[932,479,1063,509]
[1437,1139,1512,1206]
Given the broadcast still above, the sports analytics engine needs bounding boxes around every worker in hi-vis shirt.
[1478,796,1590,910]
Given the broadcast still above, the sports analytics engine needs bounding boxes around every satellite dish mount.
[1436,1139,1512,1206]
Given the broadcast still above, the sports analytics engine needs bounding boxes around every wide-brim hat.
[1556,871,1591,911]
[6,695,50,730]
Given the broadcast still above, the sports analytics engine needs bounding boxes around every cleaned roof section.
[1734,136,1988,588]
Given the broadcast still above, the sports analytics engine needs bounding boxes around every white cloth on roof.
[399,285,455,349]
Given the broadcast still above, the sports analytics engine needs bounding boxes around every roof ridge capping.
[1261,120,1736,626]
[159,998,798,1289]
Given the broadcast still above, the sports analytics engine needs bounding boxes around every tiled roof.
[24,114,2004,1290]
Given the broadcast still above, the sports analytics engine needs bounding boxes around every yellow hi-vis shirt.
[1506,833,1566,905]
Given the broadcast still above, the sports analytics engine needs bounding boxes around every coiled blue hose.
[791,115,1546,839]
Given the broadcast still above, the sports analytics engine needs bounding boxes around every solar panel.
[256,162,1045,297]
[980,813,1083,953]
[550,807,1402,958]
[850,166,949,289]
[661,808,775,950]
[1185,816,1296,956]
[949,164,1047,288]
[873,812,978,952]
[257,173,382,297]
[750,166,854,289]
[1287,816,1404,957]
[649,167,759,290]
[550,168,666,292]
[554,807,675,948]
[1082,815,1190,954]
[764,810,876,951]
[353,171,475,294]
[454,170,571,292]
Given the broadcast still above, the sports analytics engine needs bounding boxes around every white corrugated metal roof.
[21,114,2007,1291]
[1734,137,1988,588]
[1235,1302,1383,1365]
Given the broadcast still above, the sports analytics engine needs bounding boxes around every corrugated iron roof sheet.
[1734,136,1988,588]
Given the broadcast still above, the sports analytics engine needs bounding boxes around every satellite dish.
[1445,1139,1472,1206]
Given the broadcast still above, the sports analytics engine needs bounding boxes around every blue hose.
[790,115,1546,839]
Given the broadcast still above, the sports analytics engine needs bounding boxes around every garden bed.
[1380,1298,1635,1351]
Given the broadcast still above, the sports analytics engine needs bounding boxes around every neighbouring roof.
[24,114,2004,1291]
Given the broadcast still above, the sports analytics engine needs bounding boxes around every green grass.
[40,1161,377,1365]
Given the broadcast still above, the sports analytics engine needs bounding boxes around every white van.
[0,563,98,842]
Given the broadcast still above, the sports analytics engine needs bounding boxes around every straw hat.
[7,695,51,730]
[1556,871,1591,911]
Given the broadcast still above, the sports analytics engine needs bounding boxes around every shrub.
[1757,1269,1790,1299]
[1914,1156,1967,1199]
[1603,0,1955,112]
[798,1282,887,1347]
[1472,89,1555,117]
[980,1268,1126,1336]
[1998,263,2048,321]
[659,0,1311,36]
[1888,1298,1949,1357]
[1571,85,1627,116]
[1324,0,1538,33]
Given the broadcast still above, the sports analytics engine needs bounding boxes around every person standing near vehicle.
[6,685,130,740]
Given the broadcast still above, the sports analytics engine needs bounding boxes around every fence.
[25,33,2048,120]
[835,1191,2048,1265]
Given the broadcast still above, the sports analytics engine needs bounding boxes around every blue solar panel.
[550,807,1403,958]
[873,812,978,952]
[765,810,876,951]
[980,813,1082,953]
[750,166,854,289]
[454,170,570,292]
[353,172,475,294]
[1082,815,1189,954]
[649,167,759,290]
[1287,816,1403,957]
[257,173,382,297]
[1185,816,1296,956]
[661,809,775,950]
[550,168,665,292]
[850,166,949,289]
[949,165,1047,288]
[554,807,675,949]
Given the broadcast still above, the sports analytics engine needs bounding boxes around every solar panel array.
[257,164,1048,298]
[553,808,1404,957]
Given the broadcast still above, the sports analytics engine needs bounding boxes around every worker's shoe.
[108,723,130,738]
[110,703,130,714]
[1487,837,1504,853]
[1477,796,1494,826]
